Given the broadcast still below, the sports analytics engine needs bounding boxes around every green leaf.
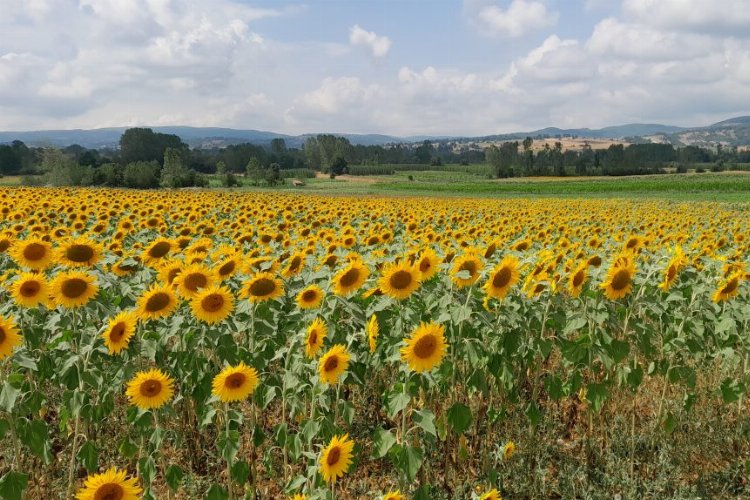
[385,389,410,419]
[586,383,608,412]
[372,428,397,458]
[118,437,139,459]
[608,339,630,363]
[413,409,436,437]
[217,430,241,462]
[447,403,472,434]
[0,381,21,413]
[205,483,229,500]
[166,465,184,492]
[526,402,542,426]
[0,471,28,500]
[720,378,746,404]
[77,440,99,472]
[626,365,644,391]
[231,460,250,486]
[545,375,564,400]
[390,444,423,481]
[18,419,52,464]
[662,412,677,434]
[0,419,9,440]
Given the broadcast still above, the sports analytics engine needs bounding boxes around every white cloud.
[470,0,558,37]
[349,25,391,58]
[624,0,750,35]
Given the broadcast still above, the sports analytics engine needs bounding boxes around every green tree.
[271,138,287,154]
[123,161,161,188]
[414,140,433,164]
[160,147,189,188]
[245,157,263,185]
[522,137,534,175]
[119,128,187,165]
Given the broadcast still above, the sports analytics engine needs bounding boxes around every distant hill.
[1,116,749,149]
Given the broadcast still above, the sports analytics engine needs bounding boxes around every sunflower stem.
[224,403,233,500]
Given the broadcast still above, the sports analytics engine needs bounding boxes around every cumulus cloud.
[468,0,558,37]
[623,0,750,35]
[349,25,391,58]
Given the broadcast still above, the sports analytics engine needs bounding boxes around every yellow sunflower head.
[174,263,216,299]
[10,238,53,270]
[319,433,355,484]
[212,362,260,403]
[10,271,50,308]
[56,237,102,268]
[318,344,351,385]
[296,284,324,310]
[401,322,447,373]
[190,285,235,324]
[378,261,421,300]
[282,251,306,278]
[0,315,22,360]
[567,262,588,298]
[75,467,143,500]
[480,488,502,500]
[102,311,136,355]
[451,252,484,288]
[125,368,175,410]
[415,248,441,281]
[136,284,178,321]
[242,272,284,303]
[382,491,405,500]
[50,270,99,309]
[332,261,369,297]
[305,317,327,359]
[142,238,175,266]
[483,256,520,300]
[712,272,743,303]
[600,256,635,300]
[367,314,379,354]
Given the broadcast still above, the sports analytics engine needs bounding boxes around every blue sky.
[1,0,749,135]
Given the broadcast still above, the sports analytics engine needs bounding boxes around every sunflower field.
[0,187,749,499]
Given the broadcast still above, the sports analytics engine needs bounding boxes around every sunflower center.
[145,292,171,312]
[201,294,225,313]
[419,258,431,273]
[288,256,302,272]
[0,328,5,343]
[459,261,477,277]
[389,270,413,290]
[302,290,318,302]
[219,260,236,276]
[20,280,41,297]
[148,241,171,258]
[93,483,124,500]
[23,243,47,261]
[66,244,94,263]
[626,238,638,249]
[249,278,276,297]
[225,372,246,389]
[140,379,162,397]
[572,270,585,287]
[610,269,631,291]
[413,334,437,359]
[721,278,739,295]
[308,331,318,345]
[588,256,602,267]
[492,267,512,288]
[183,273,208,292]
[666,264,677,281]
[339,268,360,287]
[326,446,341,466]
[61,278,88,298]
[323,355,339,372]
[109,322,126,342]
[0,239,10,253]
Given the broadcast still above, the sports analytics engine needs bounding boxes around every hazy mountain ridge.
[1,117,749,149]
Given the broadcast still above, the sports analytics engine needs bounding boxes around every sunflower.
[125,368,175,410]
[658,246,687,292]
[296,284,324,309]
[50,270,99,309]
[142,238,174,266]
[379,261,421,300]
[136,284,178,321]
[415,248,441,280]
[0,315,22,360]
[212,362,260,403]
[367,314,379,353]
[332,260,369,297]
[75,467,142,500]
[567,262,588,298]
[451,252,483,288]
[401,322,447,373]
[318,344,351,385]
[305,318,327,359]
[174,263,216,298]
[157,260,184,286]
[102,311,136,355]
[56,237,102,268]
[10,238,52,270]
[319,434,355,484]
[383,491,405,500]
[480,489,502,500]
[503,440,516,460]
[289,495,306,500]
[600,256,635,300]
[713,272,742,303]
[242,272,284,303]
[282,251,306,278]
[483,256,520,300]
[215,254,240,280]
[9,272,49,308]
[190,285,234,324]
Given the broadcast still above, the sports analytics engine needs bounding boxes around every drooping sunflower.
[401,322,447,373]
[658,246,687,292]
[713,272,742,303]
[242,272,284,303]
[282,251,306,278]
[600,255,635,300]
[212,362,260,403]
[378,261,421,300]
[50,270,99,309]
[318,344,351,385]
[9,272,49,308]
[296,284,324,309]
[10,238,53,270]
[305,317,327,359]
[367,314,379,353]
[415,248,441,281]
[483,256,520,300]
[136,284,178,321]
[75,467,142,500]
[56,237,102,268]
[190,285,234,324]
[332,260,369,297]
[480,489,502,500]
[142,238,175,266]
[451,251,484,288]
[174,263,216,299]
[319,434,355,484]
[102,311,136,355]
[125,368,175,410]
[567,262,588,298]
[0,315,22,360]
